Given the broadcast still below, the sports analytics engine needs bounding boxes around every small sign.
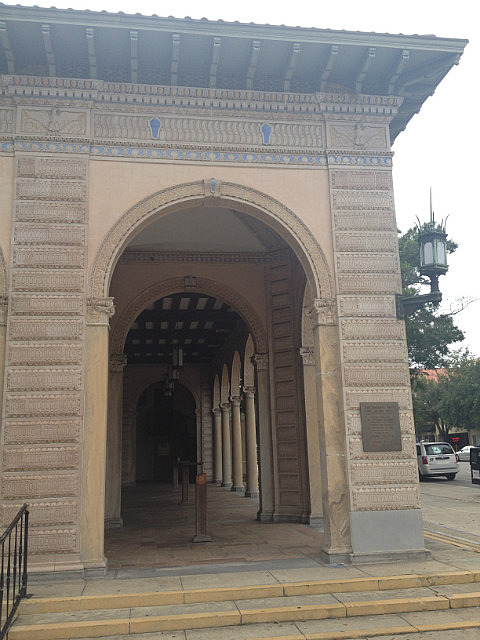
[360,402,402,452]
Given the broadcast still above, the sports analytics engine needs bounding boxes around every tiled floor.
[104,483,324,569]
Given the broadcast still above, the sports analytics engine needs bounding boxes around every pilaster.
[220,401,232,489]
[243,386,259,499]
[252,352,274,521]
[230,395,244,493]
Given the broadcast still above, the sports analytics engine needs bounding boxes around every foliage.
[398,227,464,370]
[412,355,480,437]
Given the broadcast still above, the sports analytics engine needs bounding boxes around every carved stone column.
[299,345,323,526]
[307,298,352,562]
[230,395,244,493]
[220,401,232,488]
[252,353,274,521]
[212,407,223,485]
[105,353,127,529]
[81,297,114,569]
[0,297,7,429]
[243,386,259,499]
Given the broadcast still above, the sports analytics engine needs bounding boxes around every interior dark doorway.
[135,381,196,483]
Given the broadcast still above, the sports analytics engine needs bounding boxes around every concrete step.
[10,570,480,640]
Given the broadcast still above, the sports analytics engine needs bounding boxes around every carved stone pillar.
[220,401,232,488]
[81,297,114,570]
[212,407,223,485]
[0,297,7,429]
[299,345,323,526]
[243,386,259,499]
[252,353,274,521]
[230,395,244,493]
[105,353,127,529]
[307,298,352,562]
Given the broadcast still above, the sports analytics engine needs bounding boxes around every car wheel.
[446,474,456,480]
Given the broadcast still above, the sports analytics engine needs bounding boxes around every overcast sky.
[8,0,479,355]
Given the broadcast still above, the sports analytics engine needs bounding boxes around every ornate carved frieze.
[332,190,393,210]
[5,393,82,417]
[338,296,397,318]
[15,179,87,202]
[343,364,410,387]
[1,500,77,527]
[1,473,78,499]
[14,224,86,246]
[19,107,87,137]
[345,388,412,410]
[330,169,392,190]
[3,418,81,444]
[328,124,387,150]
[28,528,78,554]
[336,253,399,274]
[8,319,84,341]
[334,211,396,232]
[15,202,86,224]
[12,271,85,292]
[335,232,398,253]
[351,486,419,511]
[120,249,288,265]
[350,461,417,485]
[0,107,14,133]
[338,273,401,295]
[7,368,82,391]
[10,295,84,315]
[2,446,80,471]
[13,247,85,269]
[16,156,87,180]
[340,319,405,341]
[342,341,407,363]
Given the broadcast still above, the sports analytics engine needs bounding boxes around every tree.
[398,227,464,370]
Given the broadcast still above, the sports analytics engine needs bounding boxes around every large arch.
[89,179,334,302]
[110,277,268,357]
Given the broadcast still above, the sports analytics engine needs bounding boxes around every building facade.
[0,5,467,574]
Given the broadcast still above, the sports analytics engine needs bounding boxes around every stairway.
[11,569,480,640]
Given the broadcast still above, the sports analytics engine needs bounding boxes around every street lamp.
[396,190,449,318]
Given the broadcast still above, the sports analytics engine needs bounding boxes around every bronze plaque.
[360,402,402,452]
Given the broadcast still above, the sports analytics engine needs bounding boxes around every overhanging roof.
[0,4,468,140]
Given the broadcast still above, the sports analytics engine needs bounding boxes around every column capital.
[243,386,256,398]
[109,353,127,372]
[305,298,337,328]
[251,352,269,371]
[220,401,230,411]
[87,297,115,325]
[230,395,241,407]
[299,346,316,366]
[212,406,221,416]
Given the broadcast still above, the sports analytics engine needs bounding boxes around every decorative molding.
[13,247,85,269]
[90,180,333,301]
[342,341,407,363]
[16,156,87,180]
[252,353,269,371]
[10,294,84,316]
[340,319,405,341]
[5,393,82,418]
[120,249,289,265]
[1,473,78,499]
[15,179,87,202]
[348,435,416,460]
[7,368,82,392]
[336,253,399,274]
[337,295,397,318]
[343,364,410,387]
[19,107,87,136]
[14,224,86,246]
[2,418,81,444]
[331,190,393,210]
[330,169,392,190]
[350,461,417,485]
[8,319,83,341]
[28,528,78,554]
[12,270,85,292]
[329,124,387,150]
[337,273,401,295]
[351,486,419,512]
[334,210,396,232]
[299,346,315,366]
[2,445,80,471]
[87,297,115,325]
[335,232,397,253]
[345,388,412,410]
[305,298,337,327]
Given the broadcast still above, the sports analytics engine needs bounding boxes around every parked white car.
[458,445,475,462]
[416,441,459,480]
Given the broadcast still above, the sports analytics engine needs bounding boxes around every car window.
[425,444,454,455]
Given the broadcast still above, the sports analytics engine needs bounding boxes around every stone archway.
[89,179,334,301]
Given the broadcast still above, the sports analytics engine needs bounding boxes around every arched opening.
[99,184,333,568]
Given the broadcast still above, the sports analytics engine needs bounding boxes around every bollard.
[192,473,211,542]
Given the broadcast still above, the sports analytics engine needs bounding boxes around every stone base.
[350,508,425,556]
[221,482,233,489]
[245,490,259,499]
[231,485,245,494]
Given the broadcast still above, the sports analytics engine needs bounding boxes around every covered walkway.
[104,483,324,570]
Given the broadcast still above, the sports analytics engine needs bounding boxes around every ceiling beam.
[209,36,221,88]
[246,40,261,90]
[85,27,97,78]
[41,23,56,76]
[171,33,180,85]
[397,53,460,96]
[130,29,138,83]
[283,42,300,92]
[387,49,409,95]
[320,44,339,91]
[355,46,375,93]
[0,21,15,74]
